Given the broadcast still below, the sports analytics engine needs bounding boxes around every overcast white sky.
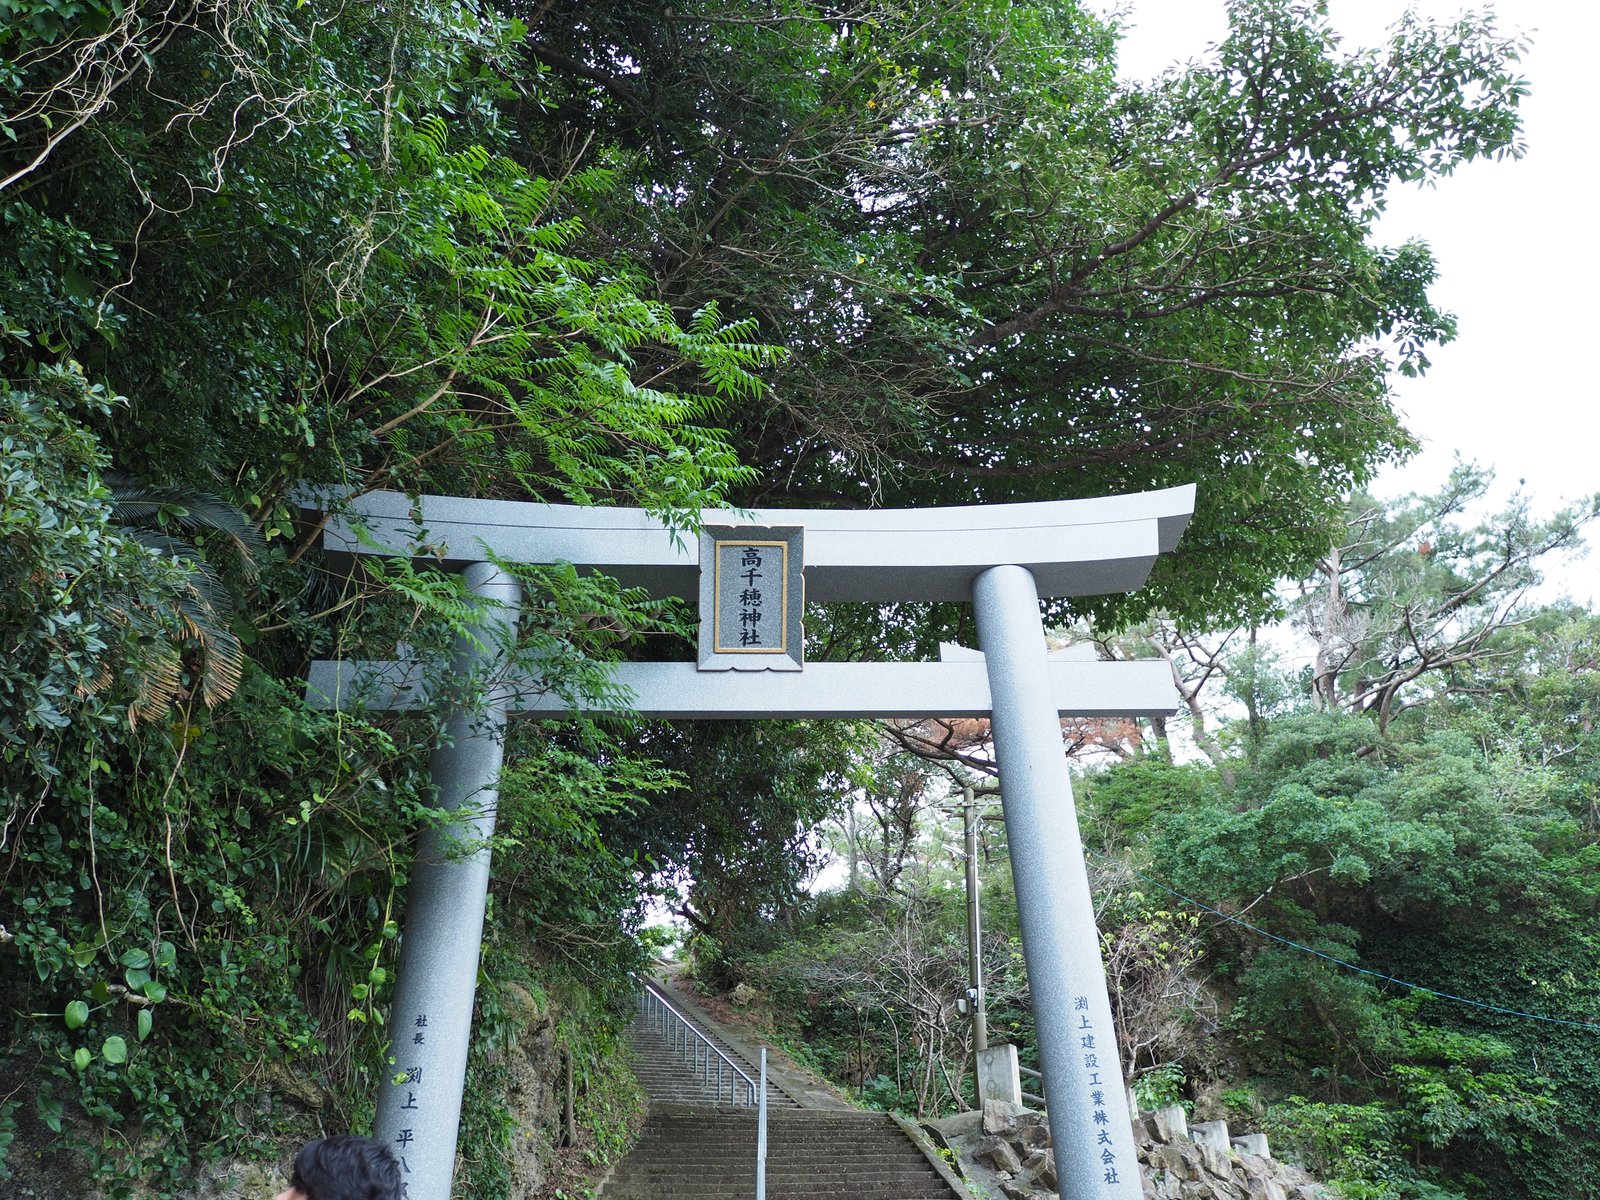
[1108,0,1600,605]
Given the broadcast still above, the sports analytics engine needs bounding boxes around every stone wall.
[926,1099,1332,1200]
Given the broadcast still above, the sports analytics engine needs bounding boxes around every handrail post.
[755,1048,768,1200]
[633,977,760,1108]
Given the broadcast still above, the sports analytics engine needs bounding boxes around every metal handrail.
[1018,1063,1046,1109]
[756,1048,769,1200]
[635,975,759,1106]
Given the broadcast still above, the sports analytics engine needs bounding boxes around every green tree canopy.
[0,1,1551,1195]
[513,0,1528,633]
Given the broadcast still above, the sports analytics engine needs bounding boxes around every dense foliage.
[1,0,1554,1197]
[1,0,792,1192]
[724,503,1600,1200]
[512,0,1526,633]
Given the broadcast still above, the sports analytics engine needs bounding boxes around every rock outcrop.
[927,1100,1332,1200]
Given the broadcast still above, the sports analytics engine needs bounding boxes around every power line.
[1113,861,1600,1034]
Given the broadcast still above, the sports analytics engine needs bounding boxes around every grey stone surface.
[310,485,1196,602]
[979,1044,1024,1105]
[976,1135,1025,1174]
[309,656,1182,720]
[940,1092,1329,1200]
[928,1109,986,1141]
[891,1113,980,1200]
[1146,1143,1193,1178]
[983,1098,1031,1134]
[373,562,521,1200]
[975,563,1142,1200]
[1149,1104,1189,1144]
[1190,1120,1232,1152]
[495,982,562,1198]
[1232,1133,1270,1158]
[1197,1142,1233,1180]
[600,1105,969,1200]
[1022,1148,1058,1190]
[1017,1122,1053,1149]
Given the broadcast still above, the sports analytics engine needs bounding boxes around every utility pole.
[960,785,988,1055]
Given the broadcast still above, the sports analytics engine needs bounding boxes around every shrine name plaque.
[698,525,804,671]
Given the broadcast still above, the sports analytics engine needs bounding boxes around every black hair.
[290,1135,403,1200]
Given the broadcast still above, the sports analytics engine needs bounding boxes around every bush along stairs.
[599,977,971,1200]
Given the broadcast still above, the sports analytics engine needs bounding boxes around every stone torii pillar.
[305,484,1195,1200]
[976,564,1131,1192]
[373,562,520,1200]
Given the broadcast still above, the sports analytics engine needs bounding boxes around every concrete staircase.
[629,1000,798,1109]
[601,980,968,1200]
[599,1105,966,1200]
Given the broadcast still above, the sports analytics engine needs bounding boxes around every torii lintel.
[305,656,1179,720]
[304,484,1195,602]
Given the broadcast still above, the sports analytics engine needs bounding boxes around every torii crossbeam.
[304,484,1195,1200]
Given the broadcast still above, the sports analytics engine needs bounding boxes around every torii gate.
[305,483,1195,1200]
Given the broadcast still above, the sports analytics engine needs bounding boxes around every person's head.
[274,1135,403,1200]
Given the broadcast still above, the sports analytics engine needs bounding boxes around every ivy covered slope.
[1,1,1533,1198]
[0,1,784,1195]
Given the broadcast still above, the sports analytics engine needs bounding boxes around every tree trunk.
[1310,543,1345,710]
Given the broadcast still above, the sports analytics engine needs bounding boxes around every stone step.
[613,1173,948,1186]
[602,1190,959,1199]
[630,1005,799,1108]
[603,1185,957,1198]
[600,1104,960,1200]
[605,1193,957,1197]
[632,1170,945,1176]
[634,1131,930,1147]
[606,988,963,1200]
[622,1152,945,1167]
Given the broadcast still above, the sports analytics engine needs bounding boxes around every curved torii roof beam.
[308,483,1195,603]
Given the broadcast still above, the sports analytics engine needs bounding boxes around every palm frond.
[108,476,265,580]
